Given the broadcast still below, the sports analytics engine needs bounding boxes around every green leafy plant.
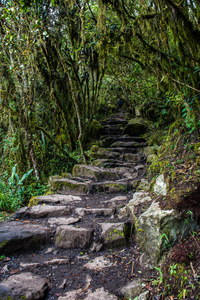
[153,267,163,286]
[160,233,170,249]
[0,165,33,212]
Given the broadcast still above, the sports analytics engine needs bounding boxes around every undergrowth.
[0,164,48,216]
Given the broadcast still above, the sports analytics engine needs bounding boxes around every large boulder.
[0,272,48,300]
[136,201,198,265]
[123,118,147,136]
[0,221,48,255]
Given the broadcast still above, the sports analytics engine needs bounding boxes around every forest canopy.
[0,0,199,191]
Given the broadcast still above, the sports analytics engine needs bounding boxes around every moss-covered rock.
[136,202,198,266]
[149,160,169,177]
[123,117,147,136]
[50,178,89,195]
[89,120,104,140]
[101,223,131,246]
[138,145,160,156]
[72,164,120,181]
[89,146,120,160]
[28,196,38,207]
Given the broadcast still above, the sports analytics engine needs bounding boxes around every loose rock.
[0,272,48,300]
[55,225,93,249]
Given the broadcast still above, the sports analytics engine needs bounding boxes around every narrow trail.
[0,112,155,300]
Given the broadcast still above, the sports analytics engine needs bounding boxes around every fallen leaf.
[10,269,19,274]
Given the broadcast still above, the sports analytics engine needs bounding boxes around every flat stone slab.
[100,222,131,246]
[58,287,118,300]
[111,141,143,148]
[50,178,90,195]
[85,288,118,300]
[108,147,137,154]
[0,272,48,300]
[121,153,145,162]
[75,207,115,217]
[15,205,72,219]
[91,180,132,193]
[72,164,120,181]
[106,195,128,202]
[84,256,112,269]
[48,217,80,226]
[55,225,93,249]
[31,194,82,205]
[20,258,69,269]
[0,221,48,255]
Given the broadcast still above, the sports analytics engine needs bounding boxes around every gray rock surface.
[84,256,112,270]
[50,178,90,195]
[84,288,118,300]
[33,194,82,205]
[75,207,114,217]
[15,204,72,218]
[0,272,48,300]
[72,164,120,181]
[48,216,80,226]
[101,222,130,246]
[55,225,93,249]
[0,221,48,255]
[138,291,150,300]
[136,201,198,265]
[120,279,143,299]
[123,118,147,136]
[153,174,167,195]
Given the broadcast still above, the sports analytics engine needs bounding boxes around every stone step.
[50,178,91,195]
[15,205,72,219]
[110,141,147,148]
[120,153,146,162]
[90,179,133,193]
[50,177,136,195]
[89,146,122,160]
[101,135,146,143]
[72,164,120,181]
[101,119,127,126]
[55,225,93,249]
[92,158,140,168]
[75,207,115,217]
[108,147,139,154]
[0,221,49,255]
[101,129,123,136]
[29,194,82,206]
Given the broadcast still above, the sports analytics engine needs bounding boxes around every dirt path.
[0,112,155,300]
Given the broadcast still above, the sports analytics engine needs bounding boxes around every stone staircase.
[0,112,149,300]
